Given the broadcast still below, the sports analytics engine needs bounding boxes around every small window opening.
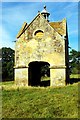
[34,30,44,38]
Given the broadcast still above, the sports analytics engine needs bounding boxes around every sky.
[1,2,78,51]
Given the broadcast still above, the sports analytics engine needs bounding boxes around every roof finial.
[41,5,50,22]
[44,5,46,9]
[38,11,40,14]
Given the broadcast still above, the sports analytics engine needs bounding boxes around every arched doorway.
[28,61,50,86]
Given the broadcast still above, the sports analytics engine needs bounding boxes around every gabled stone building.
[15,6,69,86]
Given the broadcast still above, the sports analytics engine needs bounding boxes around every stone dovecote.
[14,6,69,87]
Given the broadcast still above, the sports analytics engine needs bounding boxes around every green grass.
[1,81,79,118]
[41,76,50,81]
[70,74,80,79]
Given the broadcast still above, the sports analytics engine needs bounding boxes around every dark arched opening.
[28,61,50,87]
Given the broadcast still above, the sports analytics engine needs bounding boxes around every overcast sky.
[1,2,78,51]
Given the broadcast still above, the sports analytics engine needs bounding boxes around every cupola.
[41,6,50,22]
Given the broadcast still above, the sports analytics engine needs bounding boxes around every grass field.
[1,79,79,118]
[70,74,80,79]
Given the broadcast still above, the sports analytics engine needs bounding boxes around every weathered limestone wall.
[50,68,66,86]
[15,15,65,67]
[15,14,67,86]
[15,68,28,86]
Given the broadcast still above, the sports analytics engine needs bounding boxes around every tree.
[41,64,50,77]
[0,47,14,81]
[69,49,80,74]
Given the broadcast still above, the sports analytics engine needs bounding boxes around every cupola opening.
[41,5,50,22]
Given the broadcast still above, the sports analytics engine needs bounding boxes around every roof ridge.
[16,13,40,39]
[16,22,27,38]
[49,18,66,23]
[49,18,66,36]
[16,13,51,39]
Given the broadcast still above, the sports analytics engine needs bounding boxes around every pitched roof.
[16,13,51,39]
[16,22,27,38]
[49,18,66,36]
[16,14,39,39]
[16,13,66,39]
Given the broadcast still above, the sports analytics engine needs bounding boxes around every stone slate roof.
[16,14,40,38]
[49,19,66,36]
[16,22,27,38]
[16,14,66,39]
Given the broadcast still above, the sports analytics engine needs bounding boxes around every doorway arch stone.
[28,61,50,86]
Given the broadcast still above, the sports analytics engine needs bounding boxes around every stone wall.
[50,68,66,86]
[15,68,28,86]
[15,14,67,86]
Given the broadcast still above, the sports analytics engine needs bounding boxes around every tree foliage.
[41,64,50,77]
[0,47,14,81]
[69,49,80,74]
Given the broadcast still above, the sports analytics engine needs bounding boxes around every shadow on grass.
[40,80,50,87]
[2,79,14,82]
[69,78,80,84]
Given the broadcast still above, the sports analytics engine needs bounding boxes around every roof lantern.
[41,5,50,22]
